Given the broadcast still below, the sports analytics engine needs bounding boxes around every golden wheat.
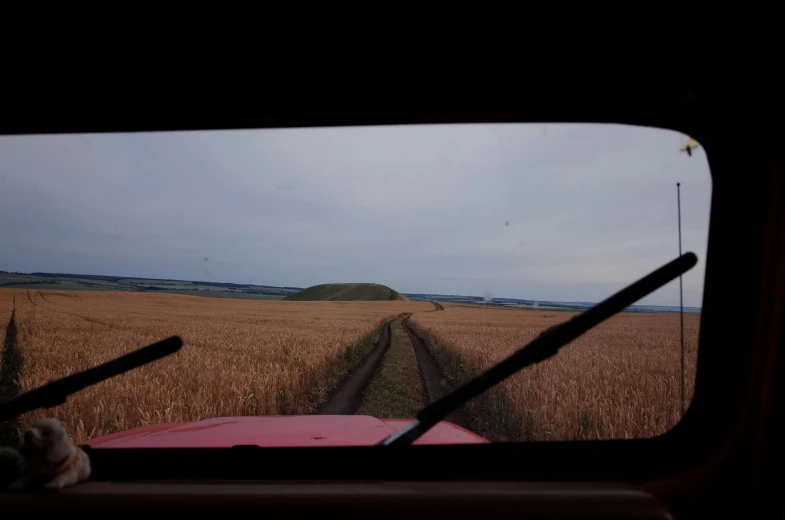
[410,304,699,441]
[0,289,428,442]
[0,288,701,443]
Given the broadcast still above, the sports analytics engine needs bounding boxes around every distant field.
[0,289,428,442]
[404,293,702,314]
[410,304,699,441]
[286,283,407,301]
[0,272,299,301]
[139,290,283,300]
[1,283,124,292]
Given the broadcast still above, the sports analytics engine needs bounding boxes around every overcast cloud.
[0,124,711,306]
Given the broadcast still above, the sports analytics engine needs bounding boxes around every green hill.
[284,283,408,301]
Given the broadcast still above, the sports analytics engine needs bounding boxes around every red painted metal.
[85,416,488,448]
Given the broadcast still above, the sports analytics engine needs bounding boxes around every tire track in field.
[21,291,129,331]
[0,309,22,446]
[25,290,36,305]
[320,299,474,433]
[355,317,423,419]
[401,316,470,429]
[316,318,394,414]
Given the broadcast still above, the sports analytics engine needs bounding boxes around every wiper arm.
[0,336,182,422]
[378,253,698,446]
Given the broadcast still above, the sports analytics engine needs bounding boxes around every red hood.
[84,415,488,448]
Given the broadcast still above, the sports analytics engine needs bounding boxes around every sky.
[0,124,711,306]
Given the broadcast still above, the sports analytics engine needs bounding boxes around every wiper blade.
[378,253,697,446]
[0,336,182,422]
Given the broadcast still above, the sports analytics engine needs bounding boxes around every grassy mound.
[285,283,407,301]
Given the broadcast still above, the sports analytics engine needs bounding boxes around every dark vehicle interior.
[1,11,783,519]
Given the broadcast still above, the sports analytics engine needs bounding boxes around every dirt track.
[317,301,472,431]
[401,316,469,428]
[316,319,393,414]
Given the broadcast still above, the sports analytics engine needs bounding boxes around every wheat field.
[0,289,428,442]
[410,304,699,441]
[0,288,700,444]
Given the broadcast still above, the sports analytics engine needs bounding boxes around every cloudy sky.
[0,124,711,306]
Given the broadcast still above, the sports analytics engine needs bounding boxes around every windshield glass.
[0,124,710,446]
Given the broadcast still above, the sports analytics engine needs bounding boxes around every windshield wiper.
[378,252,698,446]
[0,336,182,422]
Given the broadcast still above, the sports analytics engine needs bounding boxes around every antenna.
[677,182,685,417]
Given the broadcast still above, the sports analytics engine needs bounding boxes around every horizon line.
[1,269,698,309]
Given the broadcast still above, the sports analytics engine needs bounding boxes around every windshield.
[0,124,710,447]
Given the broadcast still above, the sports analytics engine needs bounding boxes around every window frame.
[68,117,769,486]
